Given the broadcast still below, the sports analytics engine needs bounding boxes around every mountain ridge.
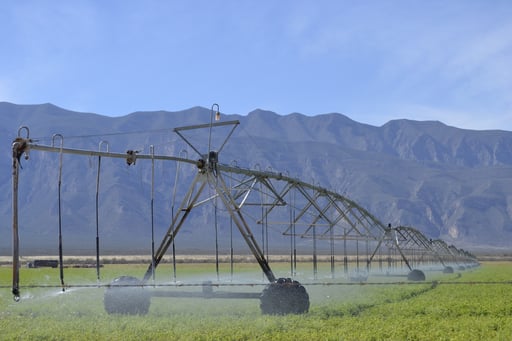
[1,102,511,255]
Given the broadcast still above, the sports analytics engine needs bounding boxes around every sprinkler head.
[12,288,20,302]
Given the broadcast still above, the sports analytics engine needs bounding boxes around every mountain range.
[1,102,511,256]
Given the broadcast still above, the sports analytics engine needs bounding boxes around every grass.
[1,261,511,340]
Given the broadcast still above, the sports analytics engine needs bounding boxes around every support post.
[11,127,31,301]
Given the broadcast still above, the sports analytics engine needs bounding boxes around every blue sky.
[1,1,511,130]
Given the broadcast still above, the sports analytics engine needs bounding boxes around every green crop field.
[1,261,511,340]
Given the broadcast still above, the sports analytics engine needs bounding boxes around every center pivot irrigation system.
[10,105,478,315]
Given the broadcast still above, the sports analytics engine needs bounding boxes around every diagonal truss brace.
[142,168,276,283]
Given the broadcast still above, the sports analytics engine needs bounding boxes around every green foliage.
[1,262,511,340]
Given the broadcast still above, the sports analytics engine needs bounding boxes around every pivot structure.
[10,106,477,313]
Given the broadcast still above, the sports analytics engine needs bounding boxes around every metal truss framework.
[10,123,478,301]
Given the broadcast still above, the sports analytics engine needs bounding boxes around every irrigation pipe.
[2,280,511,291]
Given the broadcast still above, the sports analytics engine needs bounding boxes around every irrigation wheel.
[104,276,151,315]
[443,266,454,274]
[407,269,426,281]
[260,278,310,315]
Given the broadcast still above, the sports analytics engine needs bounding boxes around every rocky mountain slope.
[1,102,511,255]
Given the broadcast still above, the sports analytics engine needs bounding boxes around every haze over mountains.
[1,102,511,256]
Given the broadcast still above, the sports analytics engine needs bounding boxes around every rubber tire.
[407,269,426,281]
[104,276,150,315]
[443,266,454,274]
[260,278,310,315]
